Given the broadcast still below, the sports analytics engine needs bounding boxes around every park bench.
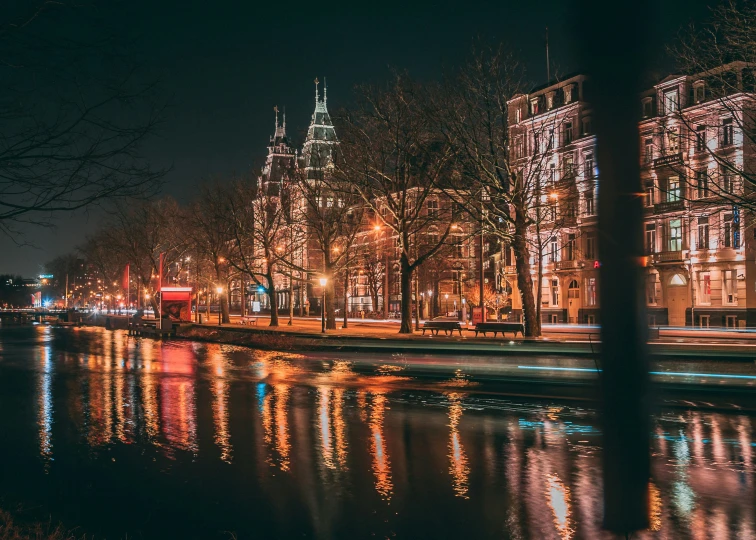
[473,322,525,338]
[239,315,258,326]
[422,320,463,336]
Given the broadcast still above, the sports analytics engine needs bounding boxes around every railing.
[653,199,685,214]
[653,153,683,168]
[555,260,580,270]
[653,250,683,263]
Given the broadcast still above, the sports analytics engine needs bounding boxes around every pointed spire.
[324,77,327,104]
[314,77,320,104]
[283,106,286,130]
[274,105,279,130]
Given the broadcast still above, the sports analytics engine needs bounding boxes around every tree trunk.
[343,266,348,328]
[266,270,279,327]
[288,274,294,325]
[513,210,541,337]
[220,291,230,324]
[399,255,413,334]
[324,256,336,330]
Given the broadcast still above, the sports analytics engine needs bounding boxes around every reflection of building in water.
[36,345,54,467]
[138,342,160,443]
[86,350,113,447]
[316,386,350,485]
[260,381,292,472]
[159,347,197,455]
[446,392,470,499]
[209,345,233,463]
[369,392,393,501]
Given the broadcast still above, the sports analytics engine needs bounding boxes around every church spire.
[314,77,319,104]
[324,77,327,105]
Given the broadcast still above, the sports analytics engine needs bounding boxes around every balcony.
[653,153,683,168]
[503,265,517,274]
[652,250,683,264]
[555,260,580,271]
[653,199,685,214]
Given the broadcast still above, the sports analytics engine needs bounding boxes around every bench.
[239,315,258,326]
[422,321,463,336]
[473,322,525,338]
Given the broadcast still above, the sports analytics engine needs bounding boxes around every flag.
[122,264,130,291]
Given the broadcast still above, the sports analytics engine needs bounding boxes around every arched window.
[568,279,580,299]
[669,273,686,286]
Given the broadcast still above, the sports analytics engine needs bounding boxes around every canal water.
[0,326,753,539]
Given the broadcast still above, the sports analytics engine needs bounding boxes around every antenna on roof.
[546,27,551,82]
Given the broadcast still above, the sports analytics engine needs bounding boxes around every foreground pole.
[578,0,651,533]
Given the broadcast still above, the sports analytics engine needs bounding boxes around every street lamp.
[216,285,224,326]
[319,277,328,333]
[427,289,433,318]
[445,293,449,315]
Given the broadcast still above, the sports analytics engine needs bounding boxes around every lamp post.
[445,293,449,316]
[216,286,224,326]
[319,277,327,333]
[374,224,390,319]
[427,289,433,319]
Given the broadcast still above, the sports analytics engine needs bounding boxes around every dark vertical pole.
[578,0,651,534]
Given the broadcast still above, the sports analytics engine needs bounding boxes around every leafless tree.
[336,74,459,333]
[431,45,570,336]
[0,1,166,238]
[103,197,186,315]
[186,180,235,323]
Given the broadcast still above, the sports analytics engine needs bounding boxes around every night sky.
[1,0,713,276]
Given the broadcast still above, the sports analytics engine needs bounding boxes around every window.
[645,183,655,207]
[547,129,555,150]
[644,138,654,163]
[726,315,738,328]
[663,88,679,113]
[721,167,735,194]
[642,98,653,118]
[697,216,710,250]
[316,196,323,208]
[582,116,592,136]
[694,83,705,103]
[549,238,558,263]
[326,196,334,208]
[514,107,521,123]
[565,234,576,261]
[699,314,710,328]
[584,154,594,179]
[564,153,575,177]
[563,122,573,145]
[723,270,737,305]
[645,223,656,254]
[646,274,659,305]
[551,279,559,306]
[337,198,344,208]
[427,199,438,217]
[514,136,524,158]
[584,190,595,216]
[483,241,490,254]
[666,128,679,153]
[723,213,739,248]
[721,118,734,146]
[696,170,709,198]
[695,125,706,152]
[568,280,580,299]
[699,272,711,304]
[533,132,540,155]
[669,219,682,251]
[549,163,556,184]
[667,176,680,202]
[454,241,465,259]
[585,277,597,306]
[541,278,550,306]
[585,234,596,259]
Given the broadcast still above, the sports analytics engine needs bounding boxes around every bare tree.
[432,45,579,336]
[103,197,186,315]
[0,2,166,237]
[225,175,292,327]
[186,180,235,323]
[337,74,458,334]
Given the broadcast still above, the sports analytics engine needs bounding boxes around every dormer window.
[663,88,679,114]
[546,92,554,110]
[641,97,653,118]
[694,81,705,104]
[530,97,540,115]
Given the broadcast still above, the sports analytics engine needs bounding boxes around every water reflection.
[3,327,756,539]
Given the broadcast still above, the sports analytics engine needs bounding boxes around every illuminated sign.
[38,274,54,279]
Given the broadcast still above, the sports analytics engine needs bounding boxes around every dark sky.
[1,0,714,276]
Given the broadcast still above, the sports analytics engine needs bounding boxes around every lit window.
[645,223,656,254]
[721,118,734,146]
[669,219,682,251]
[663,88,679,113]
[697,217,709,250]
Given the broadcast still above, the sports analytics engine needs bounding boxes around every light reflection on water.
[0,326,754,539]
